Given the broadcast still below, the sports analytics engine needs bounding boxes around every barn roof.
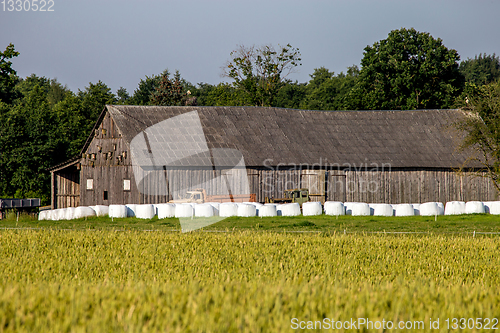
[102,105,473,169]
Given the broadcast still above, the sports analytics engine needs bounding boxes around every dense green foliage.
[351,28,464,110]
[0,27,498,202]
[222,44,302,106]
[0,230,499,331]
[454,80,500,192]
[459,53,500,86]
[0,43,20,104]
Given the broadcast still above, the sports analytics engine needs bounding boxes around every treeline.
[1,28,500,204]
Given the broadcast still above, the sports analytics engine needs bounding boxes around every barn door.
[301,170,326,203]
[326,171,346,202]
[246,170,261,202]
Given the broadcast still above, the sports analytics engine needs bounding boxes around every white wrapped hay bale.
[368,203,380,215]
[258,204,277,217]
[175,203,194,218]
[157,203,176,219]
[43,210,53,221]
[49,209,58,221]
[344,202,357,215]
[195,203,215,217]
[74,206,96,219]
[351,203,371,216]
[324,201,345,216]
[420,202,444,216]
[206,202,220,216]
[484,201,500,214]
[152,204,159,216]
[219,203,238,217]
[58,209,68,221]
[135,204,155,219]
[412,204,421,216]
[90,205,109,217]
[280,203,301,216]
[38,210,48,221]
[373,204,394,216]
[302,202,322,216]
[275,204,283,216]
[252,202,264,215]
[465,201,485,214]
[109,205,127,218]
[437,202,445,215]
[53,208,64,221]
[394,204,415,216]
[444,201,466,215]
[237,203,256,217]
[125,204,137,217]
[64,208,76,220]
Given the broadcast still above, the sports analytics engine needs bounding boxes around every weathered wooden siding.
[247,167,498,204]
[339,168,498,203]
[80,111,135,206]
[79,164,498,206]
[54,169,80,208]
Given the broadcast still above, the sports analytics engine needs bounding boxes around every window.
[103,191,108,200]
[86,179,94,190]
[123,179,131,191]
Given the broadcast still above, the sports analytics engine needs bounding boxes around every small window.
[103,191,108,200]
[86,179,94,190]
[123,179,131,191]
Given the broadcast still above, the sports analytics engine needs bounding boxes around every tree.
[0,83,58,202]
[301,66,359,110]
[222,44,301,107]
[455,80,500,194]
[354,28,464,110]
[150,70,188,106]
[47,79,71,107]
[116,86,130,104]
[0,43,20,104]
[129,74,161,105]
[78,81,116,121]
[459,53,500,86]
[274,81,307,109]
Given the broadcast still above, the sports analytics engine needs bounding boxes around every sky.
[2,0,500,95]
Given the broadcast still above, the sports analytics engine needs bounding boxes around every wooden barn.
[49,105,498,209]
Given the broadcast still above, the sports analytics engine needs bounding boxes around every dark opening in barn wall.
[49,159,81,209]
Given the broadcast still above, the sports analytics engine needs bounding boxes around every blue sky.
[2,0,500,94]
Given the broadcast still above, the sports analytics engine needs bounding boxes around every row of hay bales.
[39,200,500,221]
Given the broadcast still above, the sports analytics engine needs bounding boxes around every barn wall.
[340,168,498,203]
[80,111,138,206]
[249,167,498,204]
[54,168,80,208]
[80,160,498,206]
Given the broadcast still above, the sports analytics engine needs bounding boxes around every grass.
[2,211,500,234]
[0,230,499,332]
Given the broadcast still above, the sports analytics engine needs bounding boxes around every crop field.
[1,225,500,332]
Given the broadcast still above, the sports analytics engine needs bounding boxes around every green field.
[1,218,500,332]
[2,211,500,235]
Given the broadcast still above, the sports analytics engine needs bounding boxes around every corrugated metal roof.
[104,105,474,169]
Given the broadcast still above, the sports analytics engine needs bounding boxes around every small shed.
[50,105,497,208]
